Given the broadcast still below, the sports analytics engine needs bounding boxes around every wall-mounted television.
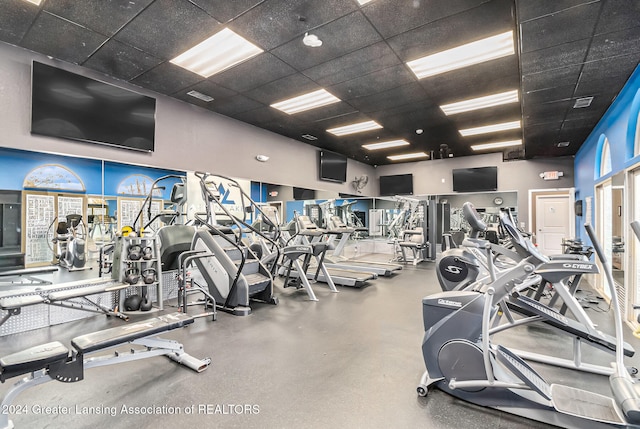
[31,61,156,152]
[293,187,316,200]
[379,174,413,196]
[452,167,498,192]
[319,150,347,183]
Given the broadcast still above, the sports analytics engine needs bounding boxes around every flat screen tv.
[452,167,498,192]
[31,61,156,152]
[319,150,347,183]
[379,174,413,196]
[293,187,316,200]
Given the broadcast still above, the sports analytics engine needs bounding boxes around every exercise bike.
[417,221,640,428]
[48,214,90,271]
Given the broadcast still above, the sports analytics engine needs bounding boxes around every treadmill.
[324,216,402,277]
[289,216,376,288]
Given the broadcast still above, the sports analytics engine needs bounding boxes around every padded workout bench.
[0,312,211,429]
[0,278,130,330]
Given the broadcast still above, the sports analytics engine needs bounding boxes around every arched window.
[628,88,640,159]
[596,134,612,179]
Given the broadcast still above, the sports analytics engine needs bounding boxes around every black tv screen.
[31,61,156,152]
[379,174,413,196]
[293,187,316,200]
[452,167,498,192]
[319,150,347,183]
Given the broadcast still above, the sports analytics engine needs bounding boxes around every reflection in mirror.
[436,191,518,246]
[612,172,625,289]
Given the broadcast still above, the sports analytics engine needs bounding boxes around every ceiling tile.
[131,62,204,94]
[520,39,590,75]
[21,12,108,64]
[523,84,576,106]
[208,53,296,93]
[595,0,640,35]
[44,0,154,37]
[207,94,264,116]
[327,64,415,101]
[114,0,221,59]
[575,54,639,96]
[244,73,318,105]
[519,2,600,53]
[302,42,401,87]
[271,11,382,71]
[517,0,599,23]
[522,65,582,92]
[348,82,431,113]
[386,0,513,62]
[83,39,163,81]
[361,0,491,39]
[228,0,359,51]
[418,55,519,103]
[189,0,265,23]
[586,26,640,62]
[0,0,40,45]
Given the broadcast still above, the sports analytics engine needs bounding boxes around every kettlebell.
[142,268,156,284]
[123,294,142,311]
[142,246,154,260]
[124,267,140,285]
[139,287,153,312]
[128,244,142,261]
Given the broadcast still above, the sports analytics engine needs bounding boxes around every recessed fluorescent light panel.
[357,0,374,4]
[187,90,214,102]
[24,0,42,5]
[471,139,522,151]
[363,139,410,150]
[440,90,519,115]
[459,120,520,137]
[387,152,428,161]
[407,31,514,79]
[170,28,263,78]
[327,120,383,136]
[271,89,340,115]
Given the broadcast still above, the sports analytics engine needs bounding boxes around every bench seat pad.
[0,341,69,377]
[71,313,193,354]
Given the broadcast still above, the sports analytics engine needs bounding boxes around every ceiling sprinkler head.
[303,33,322,47]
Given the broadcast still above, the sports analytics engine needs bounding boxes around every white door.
[535,194,572,256]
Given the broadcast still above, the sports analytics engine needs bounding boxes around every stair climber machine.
[48,214,90,271]
[285,214,376,288]
[436,202,635,376]
[418,221,640,428]
[177,171,278,316]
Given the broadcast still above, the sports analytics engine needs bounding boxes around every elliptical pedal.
[551,384,624,424]
[495,345,552,400]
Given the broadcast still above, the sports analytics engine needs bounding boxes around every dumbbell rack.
[114,236,164,313]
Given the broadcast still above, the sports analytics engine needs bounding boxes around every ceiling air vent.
[557,141,570,148]
[573,97,593,108]
[301,134,318,140]
[187,90,214,102]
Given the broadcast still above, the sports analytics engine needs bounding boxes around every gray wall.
[0,42,375,196]
[375,152,575,229]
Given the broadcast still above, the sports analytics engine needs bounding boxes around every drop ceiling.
[1,0,639,165]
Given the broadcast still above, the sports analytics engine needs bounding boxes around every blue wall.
[0,147,184,200]
[574,64,640,240]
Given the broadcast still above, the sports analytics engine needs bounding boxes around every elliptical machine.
[49,214,90,271]
[418,221,640,428]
